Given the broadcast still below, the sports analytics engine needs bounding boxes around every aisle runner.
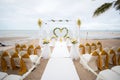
[51,41,70,58]
[41,41,80,80]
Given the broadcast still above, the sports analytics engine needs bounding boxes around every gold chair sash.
[99,50,109,70]
[27,45,34,55]
[117,48,120,65]
[85,43,91,53]
[1,51,9,72]
[21,44,27,50]
[109,49,116,65]
[34,45,41,55]
[97,41,102,51]
[19,53,29,75]
[11,52,19,70]
[79,44,85,54]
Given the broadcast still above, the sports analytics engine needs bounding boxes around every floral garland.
[53,27,68,38]
[71,38,78,44]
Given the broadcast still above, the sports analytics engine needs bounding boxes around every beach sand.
[0,37,120,80]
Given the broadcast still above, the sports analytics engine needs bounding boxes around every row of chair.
[79,42,120,71]
[79,41,102,54]
[96,66,120,80]
[0,44,42,75]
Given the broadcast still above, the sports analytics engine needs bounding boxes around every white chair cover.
[29,55,39,64]
[80,54,98,71]
[91,46,96,53]
[29,48,34,55]
[4,56,11,68]
[0,72,8,80]
[111,66,120,75]
[116,52,120,65]
[85,46,90,54]
[96,69,120,80]
[70,44,79,60]
[13,58,20,67]
[19,51,27,56]
[108,53,114,64]
[36,49,41,56]
[3,74,22,80]
[42,44,51,59]
[101,55,106,67]
[22,58,33,70]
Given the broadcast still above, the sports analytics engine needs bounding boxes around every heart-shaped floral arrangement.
[53,27,68,37]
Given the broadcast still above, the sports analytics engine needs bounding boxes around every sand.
[0,37,120,80]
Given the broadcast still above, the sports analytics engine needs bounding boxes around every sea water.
[0,30,120,40]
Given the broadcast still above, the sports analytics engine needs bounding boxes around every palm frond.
[93,2,113,16]
[114,0,120,10]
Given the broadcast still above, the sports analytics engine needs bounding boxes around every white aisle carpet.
[51,41,70,58]
[41,41,80,80]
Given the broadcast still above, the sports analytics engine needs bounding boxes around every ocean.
[0,30,120,40]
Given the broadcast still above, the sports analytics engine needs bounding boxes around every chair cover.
[15,44,21,53]
[111,66,120,75]
[99,50,109,70]
[19,53,30,75]
[11,52,20,70]
[97,41,102,52]
[117,48,120,65]
[1,51,11,71]
[96,69,120,80]
[3,74,22,80]
[21,44,27,51]
[70,44,79,60]
[27,45,34,55]
[80,51,99,71]
[109,49,116,65]
[91,43,97,53]
[0,72,8,80]
[34,45,41,56]
[85,43,91,54]
[79,44,85,54]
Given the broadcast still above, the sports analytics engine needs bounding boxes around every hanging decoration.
[77,19,81,27]
[38,19,42,28]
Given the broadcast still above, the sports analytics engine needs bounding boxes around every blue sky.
[0,0,120,30]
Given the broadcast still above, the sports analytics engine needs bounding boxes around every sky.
[0,0,120,30]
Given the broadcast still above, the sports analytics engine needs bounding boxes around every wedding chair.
[11,52,21,70]
[85,43,91,54]
[80,51,99,71]
[111,66,120,75]
[34,45,41,56]
[0,51,3,67]
[21,44,27,51]
[79,44,85,55]
[117,48,120,65]
[15,44,21,53]
[99,50,109,70]
[1,51,11,71]
[91,43,97,53]
[108,49,116,65]
[0,72,8,80]
[96,69,120,80]
[27,45,34,55]
[3,74,22,80]
[19,53,30,75]
[96,41,102,52]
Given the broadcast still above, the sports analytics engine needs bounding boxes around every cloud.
[0,0,120,30]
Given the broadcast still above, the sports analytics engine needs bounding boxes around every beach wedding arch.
[53,27,68,38]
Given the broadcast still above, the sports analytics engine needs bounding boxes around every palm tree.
[93,0,120,16]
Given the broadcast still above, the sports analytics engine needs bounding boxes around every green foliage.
[93,0,120,16]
